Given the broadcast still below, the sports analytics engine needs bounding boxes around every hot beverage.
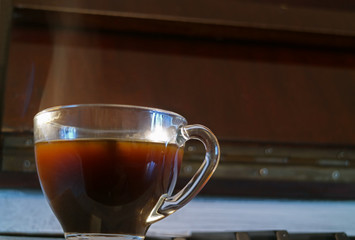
[34,104,219,240]
[35,139,183,235]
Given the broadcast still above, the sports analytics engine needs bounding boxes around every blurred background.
[1,0,355,238]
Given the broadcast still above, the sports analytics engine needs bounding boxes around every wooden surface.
[2,0,355,199]
[0,0,12,134]
[4,24,355,145]
[12,0,355,38]
[3,1,355,145]
[0,189,355,236]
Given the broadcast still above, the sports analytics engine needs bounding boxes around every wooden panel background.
[3,24,355,145]
[1,1,355,198]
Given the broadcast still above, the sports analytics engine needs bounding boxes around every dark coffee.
[35,139,183,236]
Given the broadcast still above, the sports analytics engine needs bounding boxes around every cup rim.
[34,104,187,122]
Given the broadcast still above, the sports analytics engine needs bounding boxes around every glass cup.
[34,104,220,240]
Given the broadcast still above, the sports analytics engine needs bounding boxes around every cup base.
[65,233,144,240]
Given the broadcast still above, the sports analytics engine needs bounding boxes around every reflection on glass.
[147,111,170,142]
[59,126,77,140]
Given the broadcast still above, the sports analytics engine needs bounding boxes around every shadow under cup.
[34,104,220,240]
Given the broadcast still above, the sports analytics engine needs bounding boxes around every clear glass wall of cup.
[34,104,220,240]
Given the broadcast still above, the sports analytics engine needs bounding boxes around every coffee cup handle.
[147,124,220,223]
